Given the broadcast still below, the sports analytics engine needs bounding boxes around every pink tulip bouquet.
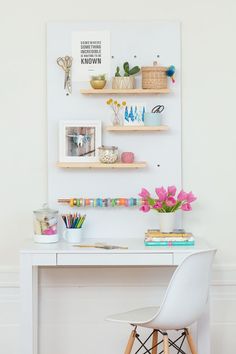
[138,186,197,213]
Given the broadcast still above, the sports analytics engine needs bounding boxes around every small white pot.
[159,212,176,233]
[112,77,135,89]
[63,228,83,244]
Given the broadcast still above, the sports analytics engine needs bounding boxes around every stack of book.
[144,229,195,246]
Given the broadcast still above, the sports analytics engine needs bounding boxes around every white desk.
[20,238,211,354]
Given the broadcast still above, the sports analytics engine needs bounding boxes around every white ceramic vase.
[159,212,175,233]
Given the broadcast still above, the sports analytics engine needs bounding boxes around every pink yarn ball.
[121,152,134,163]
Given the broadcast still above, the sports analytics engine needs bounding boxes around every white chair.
[106,249,216,354]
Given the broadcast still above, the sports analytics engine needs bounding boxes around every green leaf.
[171,201,181,212]
[147,197,156,206]
[128,66,140,76]
[123,62,130,73]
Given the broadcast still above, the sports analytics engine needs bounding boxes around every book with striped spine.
[146,229,192,238]
[144,240,195,246]
[144,229,195,246]
[145,235,194,242]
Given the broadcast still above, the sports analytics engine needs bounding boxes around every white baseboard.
[0,267,19,288]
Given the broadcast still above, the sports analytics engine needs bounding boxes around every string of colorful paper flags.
[58,198,145,208]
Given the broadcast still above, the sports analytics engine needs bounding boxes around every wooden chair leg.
[163,332,169,354]
[124,327,137,354]
[151,330,158,354]
[185,328,198,354]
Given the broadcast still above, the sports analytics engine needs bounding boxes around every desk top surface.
[20,237,211,254]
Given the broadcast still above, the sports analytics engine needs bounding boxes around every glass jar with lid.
[33,204,59,243]
[98,145,119,163]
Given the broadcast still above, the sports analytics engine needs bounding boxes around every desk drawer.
[57,253,173,266]
[32,253,57,265]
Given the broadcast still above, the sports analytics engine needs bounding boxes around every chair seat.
[106,306,159,325]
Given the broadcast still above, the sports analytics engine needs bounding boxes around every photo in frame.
[59,120,102,162]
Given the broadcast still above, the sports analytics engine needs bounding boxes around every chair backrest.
[149,249,216,330]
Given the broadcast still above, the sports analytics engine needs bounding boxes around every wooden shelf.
[80,88,170,94]
[57,162,147,169]
[106,125,169,132]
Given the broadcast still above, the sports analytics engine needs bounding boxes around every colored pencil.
[61,213,86,229]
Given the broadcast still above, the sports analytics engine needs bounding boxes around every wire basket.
[141,62,167,89]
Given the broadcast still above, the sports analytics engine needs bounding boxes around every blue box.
[144,112,162,126]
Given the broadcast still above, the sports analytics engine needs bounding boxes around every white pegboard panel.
[47,21,181,238]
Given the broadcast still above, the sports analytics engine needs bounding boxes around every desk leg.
[20,254,38,354]
[196,300,210,354]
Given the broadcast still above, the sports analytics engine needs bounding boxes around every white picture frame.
[72,30,111,82]
[59,120,102,162]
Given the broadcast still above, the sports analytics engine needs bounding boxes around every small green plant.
[123,62,140,76]
[115,67,121,77]
[91,74,106,80]
[114,62,140,77]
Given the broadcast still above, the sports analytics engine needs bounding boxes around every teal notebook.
[144,241,195,246]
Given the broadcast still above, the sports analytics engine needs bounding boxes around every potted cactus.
[112,62,140,89]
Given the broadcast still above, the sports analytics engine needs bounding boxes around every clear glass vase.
[111,112,123,126]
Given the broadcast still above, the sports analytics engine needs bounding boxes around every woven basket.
[141,64,167,89]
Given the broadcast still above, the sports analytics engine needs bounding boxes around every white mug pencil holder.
[33,204,59,243]
[63,228,83,244]
[61,213,86,244]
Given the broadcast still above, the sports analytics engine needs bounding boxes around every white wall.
[0,0,235,266]
[0,0,236,353]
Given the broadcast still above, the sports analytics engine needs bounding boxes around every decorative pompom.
[166,65,176,83]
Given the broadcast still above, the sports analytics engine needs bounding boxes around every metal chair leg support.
[176,333,186,354]
[167,332,186,354]
[135,332,153,354]
[139,331,161,354]
[134,329,162,354]
[158,330,187,354]
[131,328,188,354]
